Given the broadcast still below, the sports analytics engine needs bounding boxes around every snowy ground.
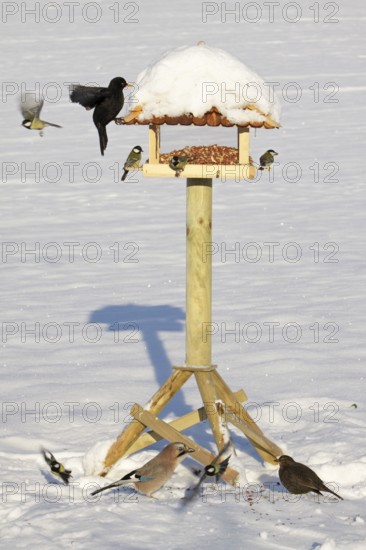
[1,0,366,548]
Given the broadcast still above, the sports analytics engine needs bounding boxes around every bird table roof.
[120,44,281,129]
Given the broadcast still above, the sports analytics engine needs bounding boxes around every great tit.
[185,441,231,503]
[121,145,143,181]
[169,155,189,177]
[20,95,62,136]
[41,448,72,485]
[258,149,278,170]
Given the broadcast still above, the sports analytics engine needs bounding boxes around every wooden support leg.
[213,371,283,463]
[100,369,192,475]
[131,404,239,485]
[127,389,247,456]
[195,370,227,451]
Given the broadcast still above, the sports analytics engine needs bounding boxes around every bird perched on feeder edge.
[69,77,132,156]
[91,442,195,498]
[41,448,72,485]
[169,155,190,177]
[121,145,143,181]
[276,455,343,500]
[258,149,278,170]
[185,441,232,503]
[20,95,62,136]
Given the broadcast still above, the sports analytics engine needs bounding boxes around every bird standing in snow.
[91,442,195,497]
[276,455,343,500]
[169,155,189,177]
[20,95,62,135]
[69,77,131,156]
[41,448,72,485]
[185,442,231,503]
[121,145,143,181]
[258,149,278,170]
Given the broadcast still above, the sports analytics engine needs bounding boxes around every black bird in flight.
[70,77,131,155]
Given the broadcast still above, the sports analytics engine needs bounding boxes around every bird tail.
[96,123,108,156]
[121,170,128,181]
[91,479,133,496]
[43,120,62,128]
[326,487,343,500]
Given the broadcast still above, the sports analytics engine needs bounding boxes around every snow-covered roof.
[123,43,280,128]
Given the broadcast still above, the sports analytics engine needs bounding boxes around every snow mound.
[133,43,280,124]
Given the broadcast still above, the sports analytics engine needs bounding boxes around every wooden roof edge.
[118,104,280,129]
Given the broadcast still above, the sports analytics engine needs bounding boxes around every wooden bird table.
[98,124,282,484]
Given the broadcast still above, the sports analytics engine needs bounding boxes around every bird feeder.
[99,44,282,483]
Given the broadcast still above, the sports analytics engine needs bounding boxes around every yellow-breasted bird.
[121,145,143,181]
[185,441,231,503]
[259,149,278,170]
[20,95,62,136]
[169,155,189,177]
[276,455,343,500]
[41,448,72,485]
[69,77,132,156]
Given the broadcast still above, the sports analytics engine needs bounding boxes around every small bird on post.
[69,77,132,156]
[121,145,143,181]
[276,455,343,500]
[258,149,278,170]
[41,448,72,485]
[91,442,195,497]
[20,95,62,136]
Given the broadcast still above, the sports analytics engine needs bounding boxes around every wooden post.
[148,124,160,164]
[186,178,226,450]
[238,127,250,165]
[186,178,212,367]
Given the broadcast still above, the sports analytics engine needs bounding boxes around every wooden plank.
[148,124,160,164]
[195,371,227,451]
[99,369,192,475]
[213,371,283,464]
[142,163,256,180]
[125,389,247,455]
[237,127,250,165]
[131,404,239,485]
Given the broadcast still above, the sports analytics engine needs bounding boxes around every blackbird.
[121,145,143,181]
[70,77,131,156]
[20,95,62,135]
[258,149,278,170]
[41,448,72,485]
[276,455,343,500]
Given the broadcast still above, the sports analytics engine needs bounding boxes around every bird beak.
[187,447,195,454]
[126,83,134,87]
[274,457,280,462]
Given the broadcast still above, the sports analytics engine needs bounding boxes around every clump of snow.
[133,43,280,124]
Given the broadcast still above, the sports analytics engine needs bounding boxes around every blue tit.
[121,145,143,181]
[91,442,194,498]
[20,95,62,136]
[69,77,132,156]
[41,448,72,485]
[259,149,278,170]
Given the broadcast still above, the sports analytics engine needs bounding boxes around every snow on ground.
[1,0,366,549]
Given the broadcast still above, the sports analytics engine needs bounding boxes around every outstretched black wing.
[69,84,111,110]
